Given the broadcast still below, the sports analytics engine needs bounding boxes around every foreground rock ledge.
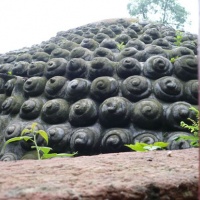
[0,148,198,200]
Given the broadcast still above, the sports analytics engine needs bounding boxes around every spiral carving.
[143,56,173,79]
[128,23,142,33]
[89,57,114,80]
[12,61,29,76]
[47,124,73,153]
[93,47,115,61]
[66,78,91,101]
[27,61,47,77]
[44,76,67,99]
[141,45,168,61]
[19,98,43,119]
[16,53,32,63]
[23,77,47,96]
[99,97,131,127]
[70,127,101,154]
[81,38,99,51]
[41,99,69,124]
[32,52,50,62]
[171,47,194,58]
[60,40,80,51]
[121,76,151,102]
[116,47,139,61]
[44,58,68,79]
[125,39,145,50]
[69,99,98,126]
[153,76,183,102]
[1,153,18,161]
[144,28,161,40]
[115,33,131,44]
[90,76,119,101]
[0,63,13,74]
[4,79,16,96]
[164,132,191,150]
[0,94,6,112]
[165,102,196,130]
[1,96,23,115]
[21,151,38,160]
[131,99,163,129]
[0,19,198,158]
[66,58,88,79]
[3,55,17,63]
[184,80,198,104]
[50,48,70,60]
[4,123,22,140]
[70,47,92,61]
[93,33,109,43]
[139,34,153,44]
[99,38,118,53]
[151,38,172,50]
[174,55,198,81]
[101,128,132,153]
[116,57,142,78]
[0,78,5,94]
[133,132,159,144]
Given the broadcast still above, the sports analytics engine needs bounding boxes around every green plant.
[170,56,179,63]
[3,122,77,160]
[174,31,183,46]
[125,142,169,152]
[7,71,12,75]
[117,42,125,51]
[175,107,199,147]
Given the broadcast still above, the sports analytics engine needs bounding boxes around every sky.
[0,0,198,54]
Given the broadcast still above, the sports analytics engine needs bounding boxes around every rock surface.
[0,18,198,159]
[0,148,198,200]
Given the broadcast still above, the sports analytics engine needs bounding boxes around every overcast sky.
[0,0,198,54]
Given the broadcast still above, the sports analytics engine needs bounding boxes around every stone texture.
[0,148,198,200]
[0,18,198,159]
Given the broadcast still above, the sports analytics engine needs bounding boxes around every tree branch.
[162,0,169,23]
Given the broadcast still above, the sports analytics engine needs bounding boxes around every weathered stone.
[0,18,198,159]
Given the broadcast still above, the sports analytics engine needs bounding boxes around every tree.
[127,0,190,29]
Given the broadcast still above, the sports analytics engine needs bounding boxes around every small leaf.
[21,129,31,136]
[153,142,169,148]
[37,146,52,154]
[125,143,147,152]
[31,122,38,132]
[42,153,58,159]
[36,130,48,144]
[42,152,77,159]
[178,135,198,141]
[57,152,78,157]
[190,141,199,147]
[22,136,33,141]
[3,136,32,150]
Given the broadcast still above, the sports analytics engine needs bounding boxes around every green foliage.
[125,142,169,152]
[170,56,179,63]
[7,71,12,75]
[117,42,125,51]
[175,107,199,147]
[174,31,183,46]
[3,122,77,160]
[127,0,190,29]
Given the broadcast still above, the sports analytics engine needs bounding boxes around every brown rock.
[0,148,198,200]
